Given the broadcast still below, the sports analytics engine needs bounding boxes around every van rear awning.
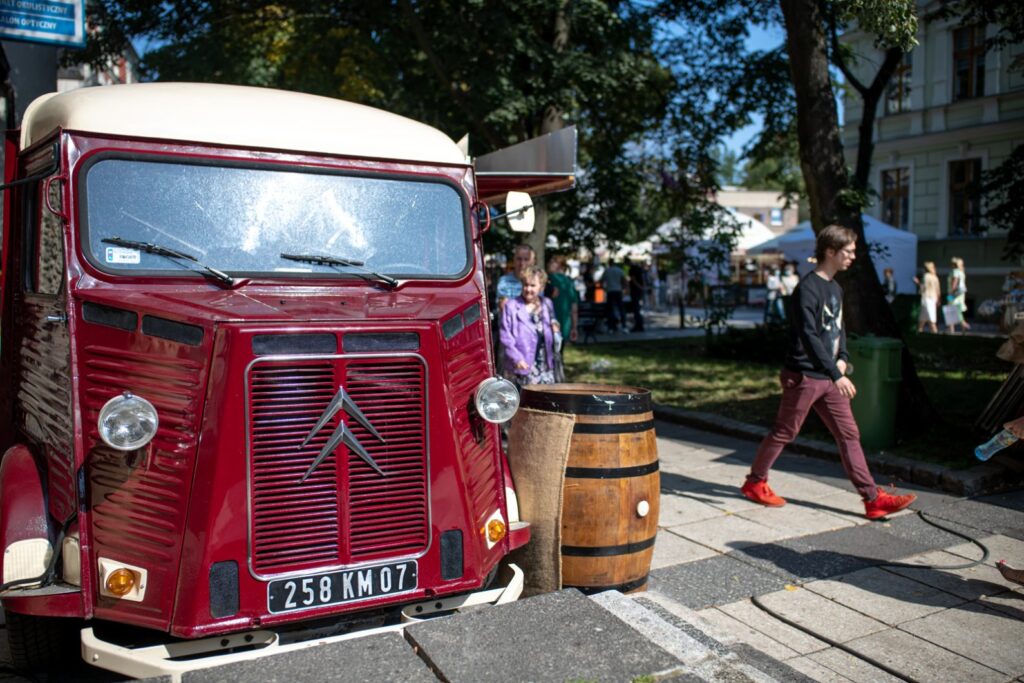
[474,126,576,204]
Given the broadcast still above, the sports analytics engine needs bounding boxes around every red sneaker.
[741,479,786,507]
[864,487,917,520]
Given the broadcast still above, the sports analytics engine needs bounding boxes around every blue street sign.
[0,0,86,48]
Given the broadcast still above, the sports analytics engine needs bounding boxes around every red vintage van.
[0,82,569,678]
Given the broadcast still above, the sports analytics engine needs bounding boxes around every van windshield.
[82,158,469,279]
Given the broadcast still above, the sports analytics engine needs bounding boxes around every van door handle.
[45,313,68,325]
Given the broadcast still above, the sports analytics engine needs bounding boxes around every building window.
[885,51,912,114]
[953,25,986,101]
[948,159,982,235]
[881,168,910,230]
[769,208,783,226]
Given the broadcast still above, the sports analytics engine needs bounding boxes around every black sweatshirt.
[784,272,849,381]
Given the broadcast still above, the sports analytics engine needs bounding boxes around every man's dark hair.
[815,224,857,261]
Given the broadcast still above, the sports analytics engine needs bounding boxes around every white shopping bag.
[942,303,962,326]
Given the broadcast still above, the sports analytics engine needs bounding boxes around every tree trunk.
[779,0,936,429]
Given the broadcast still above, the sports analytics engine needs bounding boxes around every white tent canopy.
[654,208,777,254]
[750,214,919,294]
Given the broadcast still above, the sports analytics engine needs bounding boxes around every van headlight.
[474,378,520,424]
[98,392,159,451]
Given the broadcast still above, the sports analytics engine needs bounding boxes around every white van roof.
[21,82,467,165]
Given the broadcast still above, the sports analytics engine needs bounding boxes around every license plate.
[267,560,418,614]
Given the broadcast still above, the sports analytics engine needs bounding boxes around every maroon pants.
[747,369,878,501]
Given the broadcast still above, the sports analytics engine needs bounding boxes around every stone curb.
[653,404,1023,496]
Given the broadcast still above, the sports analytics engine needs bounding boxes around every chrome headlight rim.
[474,377,520,424]
[97,392,159,452]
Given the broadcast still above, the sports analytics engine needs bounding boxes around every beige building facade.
[713,187,800,236]
[841,4,1024,303]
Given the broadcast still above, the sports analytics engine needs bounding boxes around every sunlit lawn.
[563,332,1006,468]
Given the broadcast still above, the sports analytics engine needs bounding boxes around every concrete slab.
[650,555,788,610]
[717,599,829,656]
[182,631,435,683]
[658,491,728,527]
[844,628,1005,683]
[806,647,905,683]
[652,529,718,569]
[926,499,1024,541]
[900,601,1024,676]
[681,484,768,514]
[790,523,932,564]
[755,587,887,643]
[730,539,876,583]
[668,512,789,553]
[776,491,871,521]
[755,470,850,502]
[405,590,686,683]
[802,567,965,625]
[883,512,982,551]
[738,504,856,539]
[785,654,856,682]
[946,534,1024,568]
[695,607,801,662]
[682,462,753,487]
[978,588,1024,620]
[886,550,1014,600]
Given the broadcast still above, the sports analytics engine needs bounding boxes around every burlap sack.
[505,407,574,597]
[997,321,1024,364]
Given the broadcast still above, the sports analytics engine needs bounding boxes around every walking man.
[601,260,627,332]
[741,225,917,519]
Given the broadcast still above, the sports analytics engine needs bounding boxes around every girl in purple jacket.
[499,266,562,387]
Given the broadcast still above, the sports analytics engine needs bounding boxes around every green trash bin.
[847,336,902,451]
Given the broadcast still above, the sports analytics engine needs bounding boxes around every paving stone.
[926,499,1024,540]
[885,550,1014,600]
[844,628,1005,683]
[668,513,789,553]
[182,631,434,683]
[652,529,718,569]
[405,589,685,683]
[946,534,1024,568]
[755,470,849,502]
[792,523,932,564]
[729,538,876,583]
[806,647,905,683]
[784,654,856,682]
[883,512,980,550]
[659,491,729,527]
[978,588,1024,620]
[801,567,965,625]
[727,643,819,683]
[685,463,756,487]
[899,601,1024,676]
[717,599,829,656]
[754,587,887,643]
[684,483,769,514]
[976,491,1024,513]
[696,607,801,662]
[649,555,788,610]
[738,504,855,539]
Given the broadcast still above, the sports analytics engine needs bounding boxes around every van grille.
[247,356,428,574]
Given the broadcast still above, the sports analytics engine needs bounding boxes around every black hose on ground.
[748,510,992,683]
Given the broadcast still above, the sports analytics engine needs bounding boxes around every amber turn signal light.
[487,519,507,543]
[105,568,136,597]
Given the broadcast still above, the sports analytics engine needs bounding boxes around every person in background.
[546,255,579,344]
[882,268,897,304]
[739,224,917,520]
[629,263,646,332]
[764,265,784,324]
[600,259,627,332]
[500,266,561,387]
[496,244,536,310]
[914,261,940,334]
[780,262,800,297]
[946,256,971,333]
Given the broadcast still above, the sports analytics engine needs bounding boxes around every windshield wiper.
[280,253,398,288]
[102,237,234,287]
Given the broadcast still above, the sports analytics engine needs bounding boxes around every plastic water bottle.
[975,429,1019,461]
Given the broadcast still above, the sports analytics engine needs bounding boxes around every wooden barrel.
[519,383,659,594]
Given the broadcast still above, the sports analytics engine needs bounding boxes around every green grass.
[563,332,1006,468]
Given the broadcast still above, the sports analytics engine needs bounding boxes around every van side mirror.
[504,192,535,233]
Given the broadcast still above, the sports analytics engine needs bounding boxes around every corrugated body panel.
[444,321,501,530]
[16,300,74,522]
[83,345,202,572]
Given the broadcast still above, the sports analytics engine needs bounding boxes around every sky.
[722,23,785,158]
